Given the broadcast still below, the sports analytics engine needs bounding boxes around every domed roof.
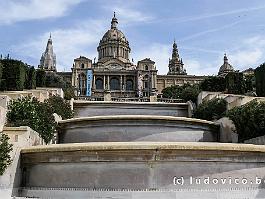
[101,28,127,42]
[218,54,234,75]
[100,12,128,43]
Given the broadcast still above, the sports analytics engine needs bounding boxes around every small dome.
[218,54,234,75]
[101,28,127,42]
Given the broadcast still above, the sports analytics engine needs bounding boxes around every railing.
[76,96,184,103]
[157,98,184,103]
[111,97,150,102]
[77,96,104,101]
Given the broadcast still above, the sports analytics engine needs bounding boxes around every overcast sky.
[0,0,265,75]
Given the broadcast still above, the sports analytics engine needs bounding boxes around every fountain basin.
[57,115,219,143]
[20,142,265,196]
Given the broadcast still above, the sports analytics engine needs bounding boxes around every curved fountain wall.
[20,142,265,198]
[57,115,219,143]
[16,100,265,198]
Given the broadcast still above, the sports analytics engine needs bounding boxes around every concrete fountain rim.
[20,142,265,154]
[58,115,218,126]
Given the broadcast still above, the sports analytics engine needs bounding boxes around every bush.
[244,74,255,93]
[7,97,56,143]
[45,95,74,119]
[255,63,265,97]
[162,83,200,103]
[200,76,226,92]
[227,100,265,142]
[36,69,46,87]
[0,133,13,175]
[24,66,36,89]
[0,59,27,91]
[225,72,246,94]
[193,98,227,121]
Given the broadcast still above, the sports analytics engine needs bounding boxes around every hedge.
[193,98,227,121]
[0,133,13,175]
[227,100,265,142]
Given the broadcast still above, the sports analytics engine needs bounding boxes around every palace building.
[42,13,210,98]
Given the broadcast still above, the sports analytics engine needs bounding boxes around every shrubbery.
[45,95,74,119]
[255,63,265,97]
[199,76,226,92]
[7,97,56,143]
[193,98,227,121]
[225,72,245,94]
[0,58,36,91]
[0,133,13,175]
[6,96,73,143]
[162,83,200,103]
[226,100,265,142]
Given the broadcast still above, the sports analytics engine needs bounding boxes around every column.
[120,75,123,90]
[107,75,109,90]
[103,75,106,90]
[93,75,96,90]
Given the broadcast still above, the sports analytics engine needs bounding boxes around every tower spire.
[224,53,228,64]
[111,12,118,29]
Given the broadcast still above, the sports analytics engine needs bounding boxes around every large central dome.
[97,12,131,64]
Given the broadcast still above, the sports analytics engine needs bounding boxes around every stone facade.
[70,13,206,97]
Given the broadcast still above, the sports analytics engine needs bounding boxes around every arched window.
[96,78,103,89]
[81,63,85,68]
[110,77,120,90]
[126,79,133,91]
[145,65,148,70]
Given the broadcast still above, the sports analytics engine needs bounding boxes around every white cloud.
[229,36,265,69]
[101,3,153,25]
[0,0,83,25]
[14,19,106,71]
[157,5,265,24]
[132,43,171,75]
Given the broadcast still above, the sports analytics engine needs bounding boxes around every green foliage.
[199,76,226,92]
[244,74,255,93]
[45,72,66,88]
[63,84,76,100]
[193,98,227,121]
[6,97,56,143]
[162,83,200,103]
[0,59,27,91]
[227,100,265,142]
[0,133,13,175]
[24,66,36,89]
[45,95,74,119]
[255,63,265,97]
[225,72,246,94]
[36,69,46,87]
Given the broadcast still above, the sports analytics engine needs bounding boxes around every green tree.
[199,76,226,92]
[162,83,200,103]
[193,98,227,121]
[63,84,76,100]
[244,74,255,93]
[36,69,46,87]
[255,63,265,97]
[45,95,74,119]
[227,100,265,142]
[6,97,56,143]
[24,66,36,89]
[0,59,27,91]
[225,72,246,94]
[0,133,13,175]
[45,72,66,88]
